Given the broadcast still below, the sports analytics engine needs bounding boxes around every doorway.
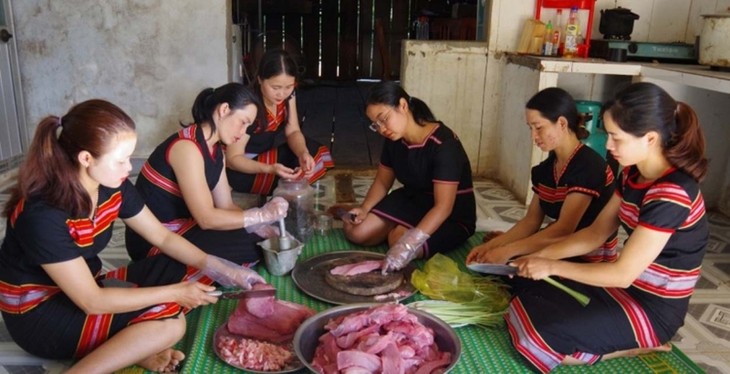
[0,0,26,172]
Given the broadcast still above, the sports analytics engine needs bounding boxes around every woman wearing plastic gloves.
[341,81,476,272]
[0,100,265,373]
[125,83,288,265]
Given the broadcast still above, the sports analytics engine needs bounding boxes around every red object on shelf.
[535,0,595,58]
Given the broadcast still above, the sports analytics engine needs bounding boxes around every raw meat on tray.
[227,284,316,343]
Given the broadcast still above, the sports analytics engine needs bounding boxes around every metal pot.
[599,7,640,40]
[699,13,730,67]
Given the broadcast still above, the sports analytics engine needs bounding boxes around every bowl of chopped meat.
[293,303,461,373]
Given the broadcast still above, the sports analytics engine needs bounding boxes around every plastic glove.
[382,228,430,273]
[249,224,281,239]
[242,196,288,230]
[201,255,266,289]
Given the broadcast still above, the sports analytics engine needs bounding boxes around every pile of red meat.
[312,303,452,374]
[216,284,316,371]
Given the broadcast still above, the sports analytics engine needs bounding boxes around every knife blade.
[207,287,276,299]
[466,263,518,276]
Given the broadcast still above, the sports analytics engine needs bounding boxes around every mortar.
[259,235,303,276]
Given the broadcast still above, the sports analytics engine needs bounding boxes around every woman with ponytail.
[1,100,266,373]
[467,87,617,266]
[340,81,476,272]
[125,82,288,264]
[505,82,709,372]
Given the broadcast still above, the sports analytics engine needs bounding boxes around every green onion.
[409,300,506,328]
[544,276,590,306]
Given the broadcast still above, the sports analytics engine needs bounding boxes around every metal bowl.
[293,303,461,373]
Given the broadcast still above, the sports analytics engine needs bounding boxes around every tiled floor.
[1,169,730,373]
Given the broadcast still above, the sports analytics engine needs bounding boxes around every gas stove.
[590,39,697,63]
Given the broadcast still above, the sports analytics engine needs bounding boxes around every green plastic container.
[575,100,607,159]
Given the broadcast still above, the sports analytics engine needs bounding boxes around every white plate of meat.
[213,284,316,372]
[214,324,303,373]
[291,251,417,305]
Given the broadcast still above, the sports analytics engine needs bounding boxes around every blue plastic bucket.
[575,100,607,159]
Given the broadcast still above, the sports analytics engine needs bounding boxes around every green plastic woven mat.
[142,230,702,374]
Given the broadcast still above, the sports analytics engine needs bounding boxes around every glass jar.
[272,179,315,243]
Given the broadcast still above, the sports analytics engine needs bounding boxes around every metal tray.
[291,250,416,305]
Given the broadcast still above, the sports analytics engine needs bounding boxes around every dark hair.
[526,87,588,139]
[4,100,135,218]
[251,49,299,132]
[603,82,707,181]
[189,82,259,138]
[366,81,436,125]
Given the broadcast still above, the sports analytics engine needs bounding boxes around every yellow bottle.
[563,6,579,58]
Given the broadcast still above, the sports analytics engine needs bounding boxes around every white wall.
[12,0,232,156]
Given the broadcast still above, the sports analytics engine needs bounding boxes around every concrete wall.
[12,0,231,156]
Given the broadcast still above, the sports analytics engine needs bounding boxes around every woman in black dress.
[467,87,616,265]
[508,82,709,372]
[341,81,476,272]
[0,100,266,373]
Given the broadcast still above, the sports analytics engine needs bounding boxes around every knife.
[207,287,276,299]
[466,263,518,276]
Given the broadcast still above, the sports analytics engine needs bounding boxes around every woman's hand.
[273,163,301,180]
[466,243,510,264]
[349,207,368,224]
[173,281,218,310]
[510,256,556,280]
[201,255,267,289]
[298,153,315,178]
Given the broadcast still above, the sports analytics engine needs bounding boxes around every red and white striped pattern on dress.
[0,282,61,314]
[66,191,122,247]
[605,287,661,348]
[633,263,701,298]
[506,297,565,373]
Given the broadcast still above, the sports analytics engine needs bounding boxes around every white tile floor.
[1,171,730,373]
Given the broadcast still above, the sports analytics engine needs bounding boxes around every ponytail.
[408,96,436,125]
[188,83,260,139]
[366,81,437,127]
[664,102,707,181]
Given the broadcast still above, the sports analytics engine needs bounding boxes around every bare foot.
[601,343,672,361]
[138,348,185,373]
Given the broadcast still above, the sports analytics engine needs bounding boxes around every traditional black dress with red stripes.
[531,143,617,262]
[226,96,334,195]
[370,123,476,257]
[506,166,708,373]
[125,124,262,264]
[0,180,196,359]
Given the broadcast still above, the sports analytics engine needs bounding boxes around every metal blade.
[466,263,518,276]
[207,287,276,299]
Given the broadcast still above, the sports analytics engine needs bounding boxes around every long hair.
[189,82,260,138]
[526,87,588,139]
[603,82,707,181]
[3,100,135,218]
[366,81,436,126]
[251,49,299,132]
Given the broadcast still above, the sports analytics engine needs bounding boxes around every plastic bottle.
[272,179,315,243]
[417,16,430,40]
[542,21,554,56]
[551,9,563,56]
[563,6,580,58]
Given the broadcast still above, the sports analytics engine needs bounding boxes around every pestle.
[278,218,291,251]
